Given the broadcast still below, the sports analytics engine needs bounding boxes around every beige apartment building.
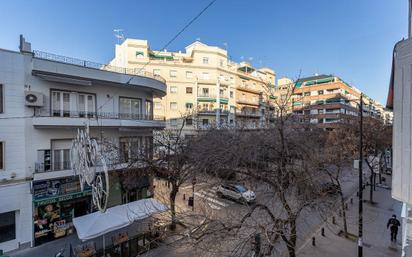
[110,39,275,131]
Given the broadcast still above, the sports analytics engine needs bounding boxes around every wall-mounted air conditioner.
[25,91,44,107]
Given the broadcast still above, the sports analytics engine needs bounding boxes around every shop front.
[32,177,92,246]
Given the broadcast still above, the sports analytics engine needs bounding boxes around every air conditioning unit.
[25,91,44,107]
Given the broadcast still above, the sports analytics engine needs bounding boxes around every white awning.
[73,198,168,241]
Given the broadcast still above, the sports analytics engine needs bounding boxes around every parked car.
[216,184,256,203]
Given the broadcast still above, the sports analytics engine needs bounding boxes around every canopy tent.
[73,198,168,241]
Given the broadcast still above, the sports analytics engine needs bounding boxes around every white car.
[216,184,256,203]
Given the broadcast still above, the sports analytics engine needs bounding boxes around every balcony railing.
[33,50,166,84]
[35,109,165,121]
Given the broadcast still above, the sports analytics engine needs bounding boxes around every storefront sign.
[33,191,92,207]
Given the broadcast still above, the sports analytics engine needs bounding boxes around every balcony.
[32,50,166,97]
[33,109,166,128]
[235,110,261,118]
[237,84,261,94]
[236,98,260,106]
[197,108,229,116]
[197,94,229,104]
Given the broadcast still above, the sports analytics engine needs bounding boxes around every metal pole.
[358,93,363,257]
[409,0,412,38]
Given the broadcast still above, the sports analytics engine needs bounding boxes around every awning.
[73,198,168,241]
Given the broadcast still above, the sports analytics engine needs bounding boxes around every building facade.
[110,39,275,131]
[388,36,412,256]
[0,36,167,252]
[272,75,391,130]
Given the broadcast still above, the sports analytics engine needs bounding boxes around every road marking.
[180,183,207,190]
[195,191,229,207]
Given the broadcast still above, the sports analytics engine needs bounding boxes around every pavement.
[297,174,402,257]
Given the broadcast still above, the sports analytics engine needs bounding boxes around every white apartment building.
[388,29,412,256]
[0,36,166,252]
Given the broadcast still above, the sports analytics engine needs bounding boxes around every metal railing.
[35,109,165,121]
[33,50,166,84]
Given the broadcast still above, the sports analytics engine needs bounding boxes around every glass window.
[318,90,324,95]
[220,60,224,67]
[230,91,234,98]
[186,103,193,109]
[0,211,15,243]
[170,70,177,78]
[145,101,152,119]
[119,97,142,119]
[154,102,162,109]
[304,92,310,96]
[186,118,193,126]
[153,69,160,76]
[170,86,177,94]
[170,119,177,126]
[202,57,209,64]
[186,71,193,79]
[202,88,209,96]
[170,102,178,110]
[186,87,193,94]
[202,119,209,125]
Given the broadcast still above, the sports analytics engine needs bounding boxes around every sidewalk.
[298,175,402,257]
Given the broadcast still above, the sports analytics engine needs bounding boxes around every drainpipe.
[409,0,412,38]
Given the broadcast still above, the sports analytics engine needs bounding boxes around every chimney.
[19,35,32,53]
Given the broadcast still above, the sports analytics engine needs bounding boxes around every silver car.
[216,184,256,203]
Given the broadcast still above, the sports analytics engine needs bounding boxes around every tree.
[320,127,357,237]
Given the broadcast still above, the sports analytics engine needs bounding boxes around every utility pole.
[358,93,363,257]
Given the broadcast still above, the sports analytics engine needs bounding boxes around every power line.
[96,0,218,112]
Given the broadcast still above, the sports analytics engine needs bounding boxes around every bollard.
[332,216,336,225]
[321,227,325,237]
[350,198,353,204]
[312,237,316,246]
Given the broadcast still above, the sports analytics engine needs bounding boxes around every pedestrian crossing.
[194,188,233,210]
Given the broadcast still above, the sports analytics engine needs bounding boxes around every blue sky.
[0,0,407,103]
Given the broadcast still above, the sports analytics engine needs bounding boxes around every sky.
[0,0,407,103]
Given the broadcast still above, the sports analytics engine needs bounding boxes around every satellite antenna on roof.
[196,37,201,42]
[114,29,125,44]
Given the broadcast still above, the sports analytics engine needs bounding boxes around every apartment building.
[273,75,391,130]
[387,35,412,256]
[0,36,167,252]
[110,39,275,130]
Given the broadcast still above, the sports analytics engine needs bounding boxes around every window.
[318,109,324,114]
[170,86,177,94]
[0,84,3,113]
[186,71,193,79]
[120,137,143,162]
[202,72,210,80]
[53,149,70,171]
[119,97,142,119]
[0,211,15,243]
[202,119,209,125]
[170,70,177,78]
[318,90,324,95]
[220,60,224,67]
[186,87,193,94]
[154,102,162,109]
[52,91,95,117]
[170,102,178,110]
[230,91,234,98]
[202,57,209,64]
[186,118,193,126]
[136,51,144,58]
[304,92,310,96]
[202,88,209,96]
[170,119,177,126]
[153,69,160,76]
[186,103,193,109]
[0,142,3,170]
[145,100,152,119]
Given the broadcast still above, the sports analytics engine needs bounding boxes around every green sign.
[33,191,92,207]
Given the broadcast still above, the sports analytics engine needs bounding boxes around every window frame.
[0,84,3,113]
[170,70,177,78]
[119,96,142,119]
[0,141,3,170]
[0,211,15,243]
[170,86,178,94]
[186,71,193,79]
[170,102,178,110]
[202,57,209,64]
[186,87,193,94]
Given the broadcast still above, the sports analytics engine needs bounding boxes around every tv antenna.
[114,29,125,44]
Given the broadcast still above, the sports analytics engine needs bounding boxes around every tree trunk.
[339,190,348,237]
[169,186,178,230]
[286,219,297,257]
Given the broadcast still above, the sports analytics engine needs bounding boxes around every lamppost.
[358,93,363,257]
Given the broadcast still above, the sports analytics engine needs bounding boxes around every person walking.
[387,214,401,242]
